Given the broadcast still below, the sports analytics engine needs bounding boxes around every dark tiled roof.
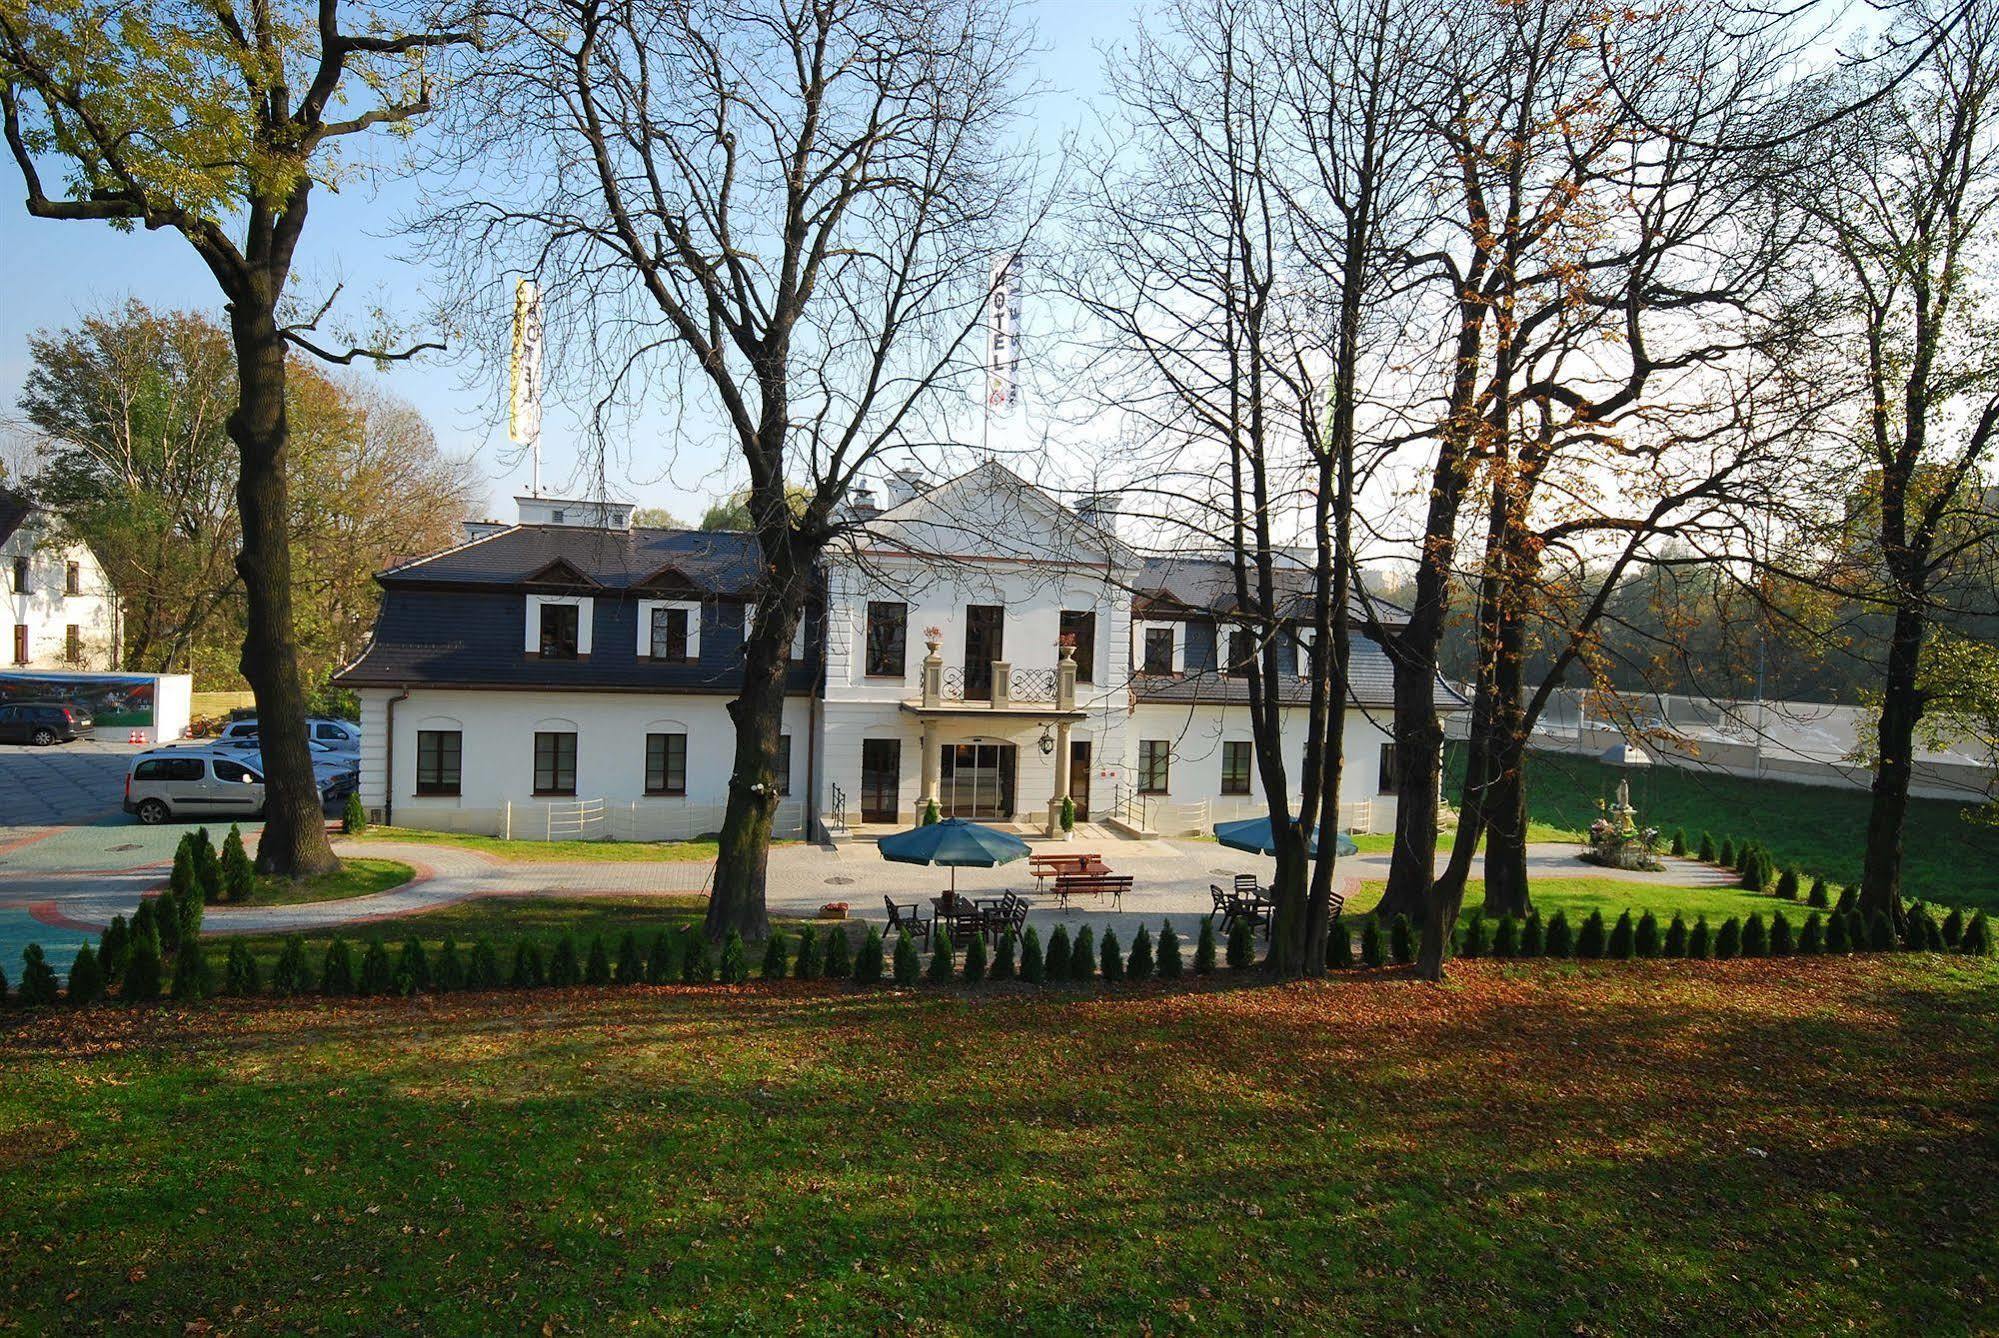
[0,489,35,548]
[1134,555,1405,624]
[382,525,765,594]
[1133,636,1465,711]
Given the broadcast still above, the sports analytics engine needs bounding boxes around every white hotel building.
[337,463,1460,841]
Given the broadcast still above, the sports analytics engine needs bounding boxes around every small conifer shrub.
[1226,919,1254,970]
[1045,925,1072,980]
[1360,916,1384,967]
[824,927,852,980]
[0,964,7,1002]
[893,932,920,985]
[583,934,612,986]
[719,931,748,985]
[190,828,221,905]
[1327,916,1354,968]
[510,938,545,989]
[688,939,717,983]
[992,930,1016,981]
[435,936,467,991]
[1835,885,1858,915]
[646,930,677,984]
[1098,928,1123,983]
[1914,907,1943,953]
[1545,911,1574,958]
[358,938,394,995]
[793,926,821,980]
[1461,915,1489,959]
[66,942,105,1004]
[1943,907,1965,947]
[1715,917,1742,960]
[963,934,988,984]
[224,941,260,996]
[1773,868,1800,901]
[548,934,582,988]
[1825,909,1850,952]
[124,923,164,1001]
[927,931,955,983]
[1808,878,1830,908]
[1867,910,1895,952]
[1635,911,1661,958]
[678,926,705,984]
[469,938,502,989]
[171,940,213,1001]
[1739,849,1767,893]
[1719,837,1736,868]
[1843,911,1868,950]
[614,931,644,985]
[343,792,368,834]
[1159,921,1183,978]
[1194,918,1217,974]
[1492,916,1520,958]
[17,945,60,1006]
[1020,926,1045,983]
[99,914,130,984]
[1688,916,1712,959]
[394,937,431,995]
[1520,912,1546,957]
[220,825,254,902]
[1070,926,1096,982]
[1664,914,1689,956]
[1128,926,1154,980]
[272,935,311,994]
[1770,911,1794,956]
[761,933,790,981]
[1799,911,1824,954]
[1962,911,1993,957]
[1742,913,1768,957]
[1670,829,1687,857]
[322,937,358,994]
[1577,911,1607,959]
[1390,914,1415,965]
[856,926,886,984]
[1609,911,1635,960]
[1697,832,1717,862]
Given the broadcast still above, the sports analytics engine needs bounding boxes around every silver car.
[216,717,361,756]
[123,748,350,825]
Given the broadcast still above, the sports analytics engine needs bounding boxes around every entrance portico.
[904,643,1085,835]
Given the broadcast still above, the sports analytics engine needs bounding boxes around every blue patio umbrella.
[1213,815,1359,859]
[877,816,1031,895]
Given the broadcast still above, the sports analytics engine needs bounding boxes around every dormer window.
[638,599,702,661]
[1226,627,1255,678]
[1142,625,1175,675]
[651,606,691,661]
[539,603,579,659]
[551,509,566,524]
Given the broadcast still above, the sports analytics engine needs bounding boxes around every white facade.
[4,509,118,670]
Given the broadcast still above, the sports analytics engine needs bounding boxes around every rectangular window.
[10,557,25,593]
[1378,742,1399,795]
[1221,741,1252,795]
[649,605,691,661]
[538,603,580,659]
[64,625,80,663]
[1138,740,1170,795]
[533,731,577,795]
[1142,625,1175,675]
[1060,610,1097,682]
[416,730,463,796]
[775,734,792,796]
[865,601,907,677]
[11,624,25,665]
[64,561,80,596]
[1227,628,1255,677]
[645,732,687,795]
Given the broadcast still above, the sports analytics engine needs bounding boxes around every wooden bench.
[1030,852,1109,890]
[1053,872,1132,910]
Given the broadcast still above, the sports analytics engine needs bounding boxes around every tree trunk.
[1378,668,1441,919]
[1264,823,1312,976]
[708,620,791,943]
[1480,599,1532,919]
[1861,598,1925,929]
[227,300,337,878]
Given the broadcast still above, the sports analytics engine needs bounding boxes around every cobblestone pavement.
[0,738,142,835]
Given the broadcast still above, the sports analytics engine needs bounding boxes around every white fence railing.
[500,797,807,842]
[1132,794,1377,838]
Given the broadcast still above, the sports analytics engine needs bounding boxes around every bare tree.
[2,0,477,875]
[425,0,1036,938]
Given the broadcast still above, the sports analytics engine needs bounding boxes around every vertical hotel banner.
[510,278,544,445]
[987,252,1023,411]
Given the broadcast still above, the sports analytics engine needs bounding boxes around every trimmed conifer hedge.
[892,933,920,985]
[962,934,988,984]
[857,926,886,984]
[1098,929,1123,983]
[1128,926,1154,981]
[1194,919,1217,974]
[1045,925,1072,980]
[1020,926,1044,983]
[1158,921,1183,978]
[823,926,852,980]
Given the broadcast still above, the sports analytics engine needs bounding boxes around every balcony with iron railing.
[909,649,1079,714]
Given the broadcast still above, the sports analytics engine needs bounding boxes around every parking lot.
[0,738,145,836]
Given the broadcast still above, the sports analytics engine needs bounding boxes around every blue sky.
[0,0,1142,521]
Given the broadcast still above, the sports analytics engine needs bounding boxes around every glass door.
[963,606,1003,700]
[860,739,901,823]
[1068,740,1091,820]
[941,742,1016,819]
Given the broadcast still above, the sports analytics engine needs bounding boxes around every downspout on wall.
[383,686,410,828]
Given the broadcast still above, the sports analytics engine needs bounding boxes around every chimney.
[884,469,928,507]
[1075,491,1120,531]
[848,486,879,522]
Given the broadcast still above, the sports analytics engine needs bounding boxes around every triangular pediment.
[632,561,708,596]
[522,557,600,589]
[858,461,1139,569]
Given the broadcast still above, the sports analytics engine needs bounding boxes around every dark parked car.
[0,701,94,746]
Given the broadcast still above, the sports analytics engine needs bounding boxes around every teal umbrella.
[1213,816,1359,859]
[878,817,1031,895]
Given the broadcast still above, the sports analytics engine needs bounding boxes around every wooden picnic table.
[1030,852,1110,889]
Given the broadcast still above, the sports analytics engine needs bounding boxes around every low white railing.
[501,797,807,842]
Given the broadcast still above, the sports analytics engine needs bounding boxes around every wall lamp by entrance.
[1037,724,1055,756]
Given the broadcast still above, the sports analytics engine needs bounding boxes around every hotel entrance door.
[941,742,1016,820]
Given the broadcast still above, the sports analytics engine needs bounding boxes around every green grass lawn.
[348,826,724,863]
[3,954,1993,1332]
[1340,874,1802,927]
[1454,743,1999,911]
[239,857,413,907]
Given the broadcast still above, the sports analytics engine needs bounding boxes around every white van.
[124,751,270,824]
